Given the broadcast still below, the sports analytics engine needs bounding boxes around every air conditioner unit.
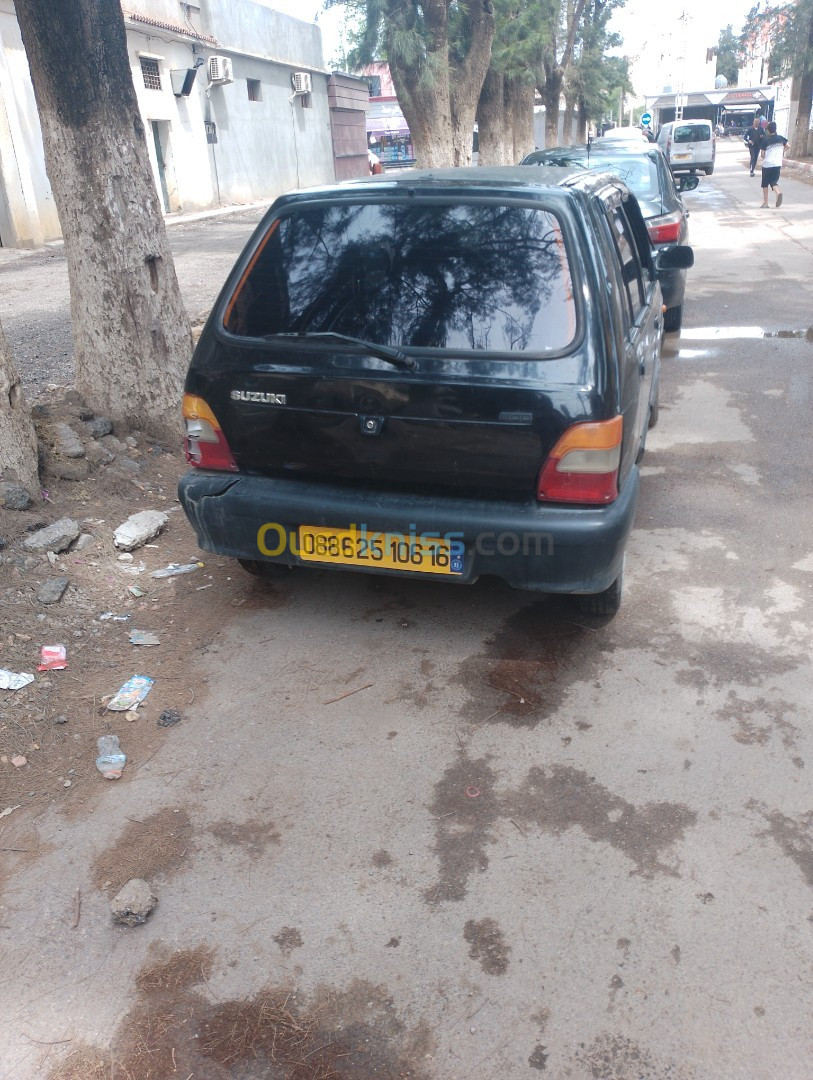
[292,71,312,95]
[208,56,233,85]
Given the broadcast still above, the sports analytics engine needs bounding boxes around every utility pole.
[675,9,689,121]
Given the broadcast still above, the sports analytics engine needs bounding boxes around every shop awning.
[367,116,410,137]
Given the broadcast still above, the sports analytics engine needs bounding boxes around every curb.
[163,199,274,228]
[784,158,813,178]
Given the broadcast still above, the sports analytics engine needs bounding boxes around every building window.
[247,79,262,102]
[141,58,162,91]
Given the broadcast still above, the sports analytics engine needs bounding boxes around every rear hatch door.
[192,192,602,498]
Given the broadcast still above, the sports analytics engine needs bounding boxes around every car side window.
[607,206,645,316]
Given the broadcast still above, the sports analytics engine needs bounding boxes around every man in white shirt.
[760,122,788,208]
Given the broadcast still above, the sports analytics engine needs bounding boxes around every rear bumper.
[178,469,640,595]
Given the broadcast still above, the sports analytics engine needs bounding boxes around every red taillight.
[536,417,623,505]
[646,211,682,245]
[182,394,238,472]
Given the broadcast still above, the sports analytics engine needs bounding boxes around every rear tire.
[663,304,683,333]
[704,166,714,175]
[572,572,623,618]
[238,559,289,578]
[648,386,660,429]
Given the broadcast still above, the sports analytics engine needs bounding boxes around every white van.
[657,120,716,175]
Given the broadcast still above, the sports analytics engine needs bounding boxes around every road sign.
[641,112,652,126]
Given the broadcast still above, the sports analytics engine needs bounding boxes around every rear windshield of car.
[223,201,577,354]
[590,156,659,199]
[673,124,712,143]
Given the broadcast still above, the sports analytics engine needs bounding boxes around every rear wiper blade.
[270,331,415,371]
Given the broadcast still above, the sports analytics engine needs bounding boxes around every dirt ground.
[0,392,272,878]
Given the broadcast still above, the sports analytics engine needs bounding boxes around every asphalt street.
[3,139,813,1079]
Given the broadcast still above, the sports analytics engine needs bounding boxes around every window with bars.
[140,58,162,91]
[247,79,262,102]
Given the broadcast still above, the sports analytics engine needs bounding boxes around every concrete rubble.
[110,879,157,926]
[23,518,81,553]
[113,510,169,552]
[36,577,69,605]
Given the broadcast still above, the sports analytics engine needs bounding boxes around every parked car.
[599,126,651,143]
[520,143,698,332]
[179,168,692,616]
[657,120,716,175]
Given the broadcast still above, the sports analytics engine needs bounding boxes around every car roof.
[277,166,624,203]
[522,145,664,166]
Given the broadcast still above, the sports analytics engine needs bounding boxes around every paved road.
[3,141,813,1078]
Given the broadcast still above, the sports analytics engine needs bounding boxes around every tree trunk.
[562,91,577,145]
[576,96,588,143]
[450,0,496,165]
[0,322,38,494]
[543,72,564,147]
[476,67,507,165]
[391,62,455,168]
[507,79,535,163]
[789,3,813,160]
[386,0,454,167]
[14,0,192,445]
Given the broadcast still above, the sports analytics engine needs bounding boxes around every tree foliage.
[715,23,740,85]
[740,0,813,158]
[565,0,629,137]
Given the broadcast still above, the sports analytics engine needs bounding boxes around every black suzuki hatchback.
[179,168,691,616]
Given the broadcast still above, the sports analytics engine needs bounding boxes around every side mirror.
[678,175,700,192]
[655,246,694,272]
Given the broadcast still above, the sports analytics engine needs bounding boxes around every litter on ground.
[107,675,154,711]
[37,645,68,671]
[0,670,35,691]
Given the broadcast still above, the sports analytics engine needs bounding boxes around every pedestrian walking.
[744,118,762,176]
[760,122,788,208]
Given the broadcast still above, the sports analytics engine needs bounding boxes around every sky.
[261,0,760,93]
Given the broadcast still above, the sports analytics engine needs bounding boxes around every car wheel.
[573,571,624,618]
[648,380,660,429]
[663,304,683,333]
[704,166,714,175]
[238,559,290,578]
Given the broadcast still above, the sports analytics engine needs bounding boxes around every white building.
[0,0,340,247]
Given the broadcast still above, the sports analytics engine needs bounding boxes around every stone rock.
[36,577,69,605]
[71,533,95,552]
[124,436,138,450]
[114,510,168,551]
[110,456,142,476]
[100,434,127,455]
[78,407,94,421]
[50,458,89,482]
[0,483,32,511]
[84,416,113,439]
[85,441,115,466]
[23,518,81,553]
[62,389,85,409]
[54,422,86,459]
[111,879,157,926]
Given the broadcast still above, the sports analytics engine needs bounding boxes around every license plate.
[672,153,691,159]
[298,526,463,575]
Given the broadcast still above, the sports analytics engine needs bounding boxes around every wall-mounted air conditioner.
[292,71,312,94]
[208,56,234,85]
